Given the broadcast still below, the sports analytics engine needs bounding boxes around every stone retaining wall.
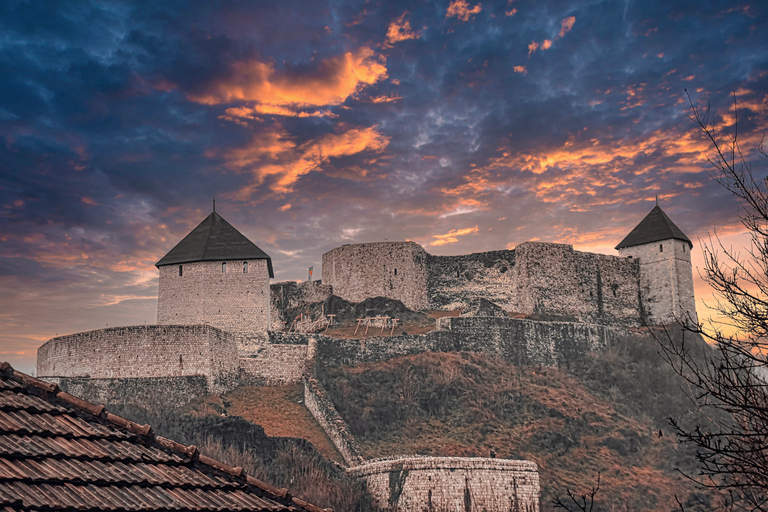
[239,345,308,385]
[303,338,365,466]
[43,375,209,409]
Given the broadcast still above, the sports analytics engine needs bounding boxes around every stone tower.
[615,205,697,326]
[156,210,274,350]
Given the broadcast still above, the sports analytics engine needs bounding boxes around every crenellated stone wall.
[36,325,239,394]
[347,456,540,512]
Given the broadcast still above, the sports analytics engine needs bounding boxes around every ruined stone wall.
[270,280,333,331]
[618,239,697,325]
[322,242,428,311]
[239,345,308,385]
[157,259,270,346]
[427,250,517,311]
[36,325,239,393]
[43,375,209,409]
[313,317,632,369]
[347,457,540,512]
[508,242,641,326]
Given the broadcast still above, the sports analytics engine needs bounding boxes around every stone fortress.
[36,204,697,512]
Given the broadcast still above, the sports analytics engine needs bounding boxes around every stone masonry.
[36,325,239,394]
[157,259,271,347]
[322,241,429,311]
[348,457,540,512]
[617,238,697,325]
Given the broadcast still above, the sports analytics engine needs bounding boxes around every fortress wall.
[239,345,308,385]
[304,338,365,466]
[436,317,630,366]
[427,250,517,311]
[314,318,632,368]
[36,325,239,393]
[271,280,333,331]
[322,242,429,311]
[508,242,641,326]
[347,457,539,512]
[571,250,642,326]
[42,375,209,409]
[157,259,271,340]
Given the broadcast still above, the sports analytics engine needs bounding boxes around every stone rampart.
[428,249,517,311]
[347,456,540,512]
[36,325,239,394]
[239,345,308,385]
[508,242,641,326]
[314,317,632,368]
[42,375,209,409]
[303,337,365,466]
[271,280,333,331]
[322,241,429,311]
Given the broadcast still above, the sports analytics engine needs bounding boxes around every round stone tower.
[615,204,697,326]
[156,210,274,350]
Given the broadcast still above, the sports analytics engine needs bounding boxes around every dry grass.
[321,349,710,512]
[222,385,345,464]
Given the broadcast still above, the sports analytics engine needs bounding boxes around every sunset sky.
[1,0,767,372]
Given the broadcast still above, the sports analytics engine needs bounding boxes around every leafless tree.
[552,473,600,512]
[657,91,768,511]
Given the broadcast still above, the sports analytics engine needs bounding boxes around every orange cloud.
[514,65,527,74]
[386,13,421,45]
[188,47,387,112]
[437,122,744,211]
[558,16,576,37]
[430,226,480,246]
[221,104,338,120]
[528,41,539,55]
[541,39,553,50]
[446,0,482,21]
[226,125,390,196]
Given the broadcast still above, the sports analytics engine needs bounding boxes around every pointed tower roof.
[615,205,692,250]
[156,211,274,277]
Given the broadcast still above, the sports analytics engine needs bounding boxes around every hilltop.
[317,333,721,511]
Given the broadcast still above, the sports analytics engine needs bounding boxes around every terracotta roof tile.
[0,363,331,512]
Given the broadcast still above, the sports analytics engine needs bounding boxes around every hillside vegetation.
[109,400,374,511]
[318,333,722,511]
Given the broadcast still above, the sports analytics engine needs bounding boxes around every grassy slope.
[222,385,344,464]
[319,334,720,512]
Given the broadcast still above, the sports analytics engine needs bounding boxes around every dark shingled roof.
[156,212,274,277]
[0,362,330,512]
[615,205,692,250]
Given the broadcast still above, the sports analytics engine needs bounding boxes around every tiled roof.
[0,362,330,512]
[156,212,274,278]
[615,205,693,250]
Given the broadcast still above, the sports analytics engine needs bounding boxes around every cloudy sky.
[1,0,767,372]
